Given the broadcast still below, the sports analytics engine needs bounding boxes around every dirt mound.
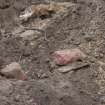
[0,0,105,105]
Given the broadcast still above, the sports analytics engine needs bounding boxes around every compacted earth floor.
[0,0,105,105]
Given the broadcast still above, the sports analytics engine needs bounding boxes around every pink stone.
[51,49,86,65]
[1,62,27,80]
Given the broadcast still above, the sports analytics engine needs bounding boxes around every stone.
[12,26,24,34]
[51,48,86,65]
[20,30,35,38]
[57,63,89,73]
[1,62,27,80]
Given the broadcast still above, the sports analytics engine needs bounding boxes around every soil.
[0,0,105,105]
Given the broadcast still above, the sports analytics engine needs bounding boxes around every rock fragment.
[51,48,86,65]
[0,62,27,80]
[20,30,35,38]
[57,63,89,73]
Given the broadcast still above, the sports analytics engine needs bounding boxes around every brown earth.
[0,0,105,105]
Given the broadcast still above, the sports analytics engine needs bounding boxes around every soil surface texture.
[0,0,105,105]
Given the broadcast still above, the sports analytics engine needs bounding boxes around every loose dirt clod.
[51,48,86,65]
[0,62,27,80]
